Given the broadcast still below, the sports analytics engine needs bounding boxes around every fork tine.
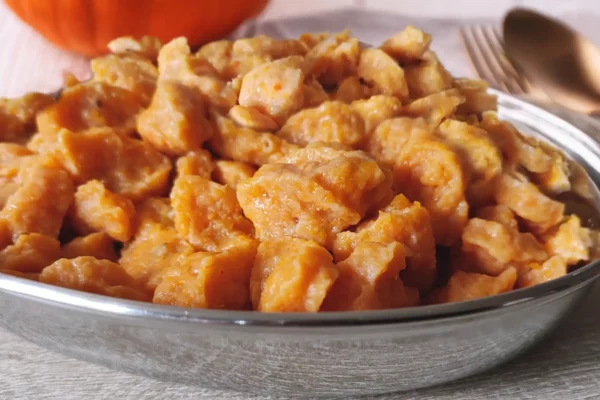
[469,25,525,95]
[459,26,502,90]
[480,26,531,94]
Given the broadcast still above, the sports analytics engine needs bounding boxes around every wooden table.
[2,1,600,398]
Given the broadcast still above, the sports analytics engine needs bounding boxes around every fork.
[458,24,546,100]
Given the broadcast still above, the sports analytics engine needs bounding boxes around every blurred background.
[1,0,599,97]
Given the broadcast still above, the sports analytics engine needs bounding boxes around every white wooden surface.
[2,1,600,399]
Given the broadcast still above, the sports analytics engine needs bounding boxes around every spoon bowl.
[503,8,600,116]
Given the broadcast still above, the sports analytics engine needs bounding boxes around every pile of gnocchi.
[0,27,597,312]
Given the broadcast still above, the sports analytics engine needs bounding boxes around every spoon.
[503,8,600,117]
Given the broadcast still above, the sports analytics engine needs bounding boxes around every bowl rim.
[1,90,600,328]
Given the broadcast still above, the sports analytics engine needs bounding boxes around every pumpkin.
[5,0,270,57]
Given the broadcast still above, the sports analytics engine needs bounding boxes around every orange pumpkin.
[5,0,270,57]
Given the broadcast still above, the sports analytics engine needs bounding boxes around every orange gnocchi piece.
[251,238,338,312]
[380,26,432,64]
[544,215,591,264]
[278,101,365,147]
[404,52,453,99]
[40,256,149,301]
[239,57,305,123]
[211,160,256,189]
[137,81,213,156]
[351,95,402,134]
[403,89,464,128]
[175,150,214,179]
[323,242,419,311]
[358,48,409,101]
[120,228,194,294]
[304,33,360,86]
[335,76,371,103]
[518,256,568,288]
[36,82,143,137]
[68,180,136,242]
[0,233,61,273]
[153,240,257,309]
[228,105,279,132]
[1,156,74,240]
[394,138,468,245]
[208,112,300,166]
[454,78,497,115]
[364,117,431,169]
[157,38,237,110]
[333,194,437,292]
[171,175,254,252]
[437,119,502,181]
[430,268,517,304]
[62,232,118,262]
[0,92,55,142]
[495,172,565,233]
[91,53,158,106]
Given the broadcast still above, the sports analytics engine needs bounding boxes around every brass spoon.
[503,8,600,117]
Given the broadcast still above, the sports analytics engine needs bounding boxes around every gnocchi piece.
[137,81,213,156]
[334,76,371,103]
[153,240,257,309]
[251,238,338,312]
[0,93,55,142]
[429,268,517,304]
[333,194,437,292]
[302,79,330,108]
[544,215,591,264]
[323,242,419,311]
[460,218,547,276]
[363,117,431,169]
[0,233,61,273]
[278,101,366,147]
[131,197,174,237]
[1,156,74,240]
[0,143,33,164]
[40,256,149,301]
[232,36,308,60]
[120,228,195,293]
[533,151,571,195]
[380,26,432,63]
[91,53,158,106]
[350,95,402,134]
[475,205,519,231]
[239,144,393,249]
[211,160,256,189]
[208,112,300,166]
[62,232,118,262]
[454,78,498,115]
[239,57,305,123]
[171,175,254,252]
[437,119,502,181]
[36,82,143,137]
[518,256,567,288]
[358,48,409,101]
[495,172,565,233]
[108,36,162,62]
[394,138,468,245]
[228,105,279,132]
[68,180,136,242]
[304,33,360,86]
[175,150,214,179]
[480,112,553,174]
[157,38,237,110]
[402,89,464,128]
[404,52,453,99]
[38,128,173,201]
[197,40,234,77]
